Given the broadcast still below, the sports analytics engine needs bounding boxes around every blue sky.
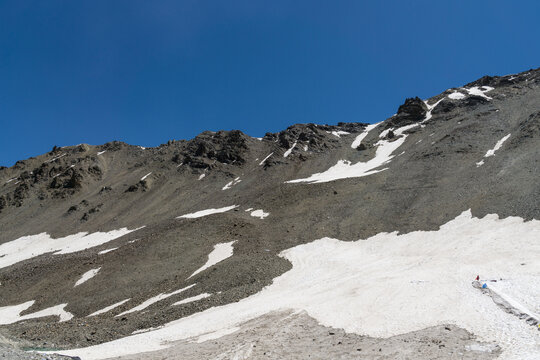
[1,1,539,166]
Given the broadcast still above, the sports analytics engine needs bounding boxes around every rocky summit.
[0,67,539,360]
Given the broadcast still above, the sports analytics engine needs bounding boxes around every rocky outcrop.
[268,122,366,157]
[176,130,249,168]
[465,67,540,88]
[387,97,428,128]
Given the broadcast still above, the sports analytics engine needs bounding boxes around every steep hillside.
[1,68,539,359]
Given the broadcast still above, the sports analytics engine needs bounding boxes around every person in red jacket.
[475,275,480,281]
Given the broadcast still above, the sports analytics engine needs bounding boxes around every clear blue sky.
[1,1,539,167]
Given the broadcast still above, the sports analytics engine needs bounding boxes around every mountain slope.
[1,67,539,359]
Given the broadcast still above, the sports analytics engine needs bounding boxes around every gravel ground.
[0,345,76,360]
[112,310,500,360]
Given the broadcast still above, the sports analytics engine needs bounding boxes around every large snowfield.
[47,210,539,360]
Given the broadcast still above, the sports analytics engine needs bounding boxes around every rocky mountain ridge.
[0,67,539,359]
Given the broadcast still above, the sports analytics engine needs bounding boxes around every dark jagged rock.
[182,154,214,169]
[336,122,368,133]
[356,143,367,151]
[171,154,183,164]
[13,160,27,170]
[387,97,428,128]
[12,182,29,207]
[182,130,249,167]
[272,123,362,157]
[103,141,126,152]
[125,184,140,192]
[50,169,82,190]
[88,204,103,214]
[65,170,84,189]
[99,186,112,194]
[432,99,457,115]
[467,75,496,87]
[32,163,51,183]
[462,95,489,107]
[125,177,152,193]
[465,67,540,89]
[88,165,102,178]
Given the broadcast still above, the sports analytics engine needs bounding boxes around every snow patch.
[476,134,511,167]
[259,153,273,165]
[117,284,197,317]
[140,172,152,181]
[393,123,420,137]
[283,142,297,158]
[0,301,73,325]
[97,151,107,156]
[250,210,269,219]
[74,267,101,287]
[327,131,350,137]
[378,128,393,138]
[222,177,241,190]
[98,247,118,255]
[422,99,443,123]
[45,153,66,163]
[177,205,238,219]
[0,227,142,269]
[485,134,511,157]
[198,173,206,180]
[286,135,407,184]
[466,86,494,100]
[172,293,211,306]
[351,123,379,148]
[88,299,131,317]
[188,241,236,279]
[448,91,466,100]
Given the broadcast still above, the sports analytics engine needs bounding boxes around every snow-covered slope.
[55,210,540,360]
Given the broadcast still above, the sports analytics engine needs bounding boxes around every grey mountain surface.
[0,67,539,359]
[116,311,501,360]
